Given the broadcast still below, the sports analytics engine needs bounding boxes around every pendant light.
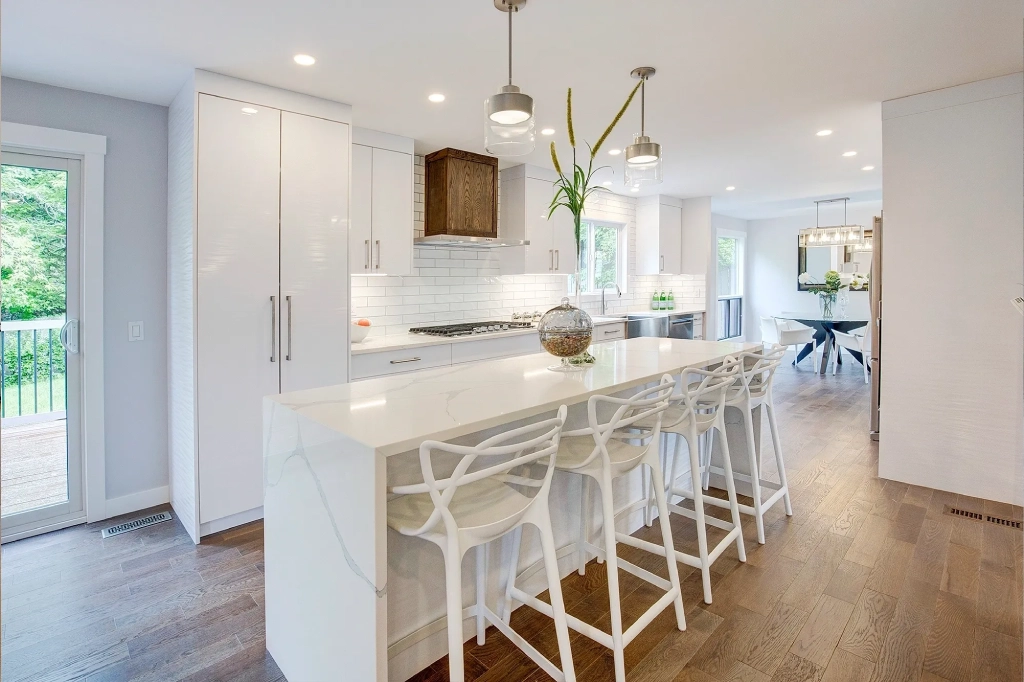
[798,198,865,247]
[484,0,535,156]
[624,67,662,187]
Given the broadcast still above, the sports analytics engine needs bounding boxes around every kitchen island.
[264,337,756,682]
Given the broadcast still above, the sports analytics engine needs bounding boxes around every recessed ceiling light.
[725,186,736,191]
[240,107,258,115]
[861,165,875,171]
[428,93,445,103]
[608,149,621,156]
[293,54,316,66]
[602,180,613,186]
[842,151,857,157]
[816,129,833,136]
[630,186,639,192]
[541,128,555,136]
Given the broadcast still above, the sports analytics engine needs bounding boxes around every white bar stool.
[505,376,684,682]
[643,359,747,604]
[703,345,793,544]
[388,406,575,682]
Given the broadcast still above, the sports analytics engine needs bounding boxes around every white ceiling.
[3,0,1020,219]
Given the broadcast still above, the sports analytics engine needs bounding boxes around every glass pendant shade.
[485,85,535,155]
[797,224,865,247]
[624,134,662,186]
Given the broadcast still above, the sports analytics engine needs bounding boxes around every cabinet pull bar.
[285,295,293,361]
[270,295,277,363]
[660,255,665,272]
[389,357,422,365]
[375,240,381,270]
[604,329,619,335]
[365,239,370,270]
[555,249,560,270]
[549,249,553,271]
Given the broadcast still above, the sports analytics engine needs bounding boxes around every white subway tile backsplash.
[353,155,706,335]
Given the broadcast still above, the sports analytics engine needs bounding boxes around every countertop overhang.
[272,336,751,457]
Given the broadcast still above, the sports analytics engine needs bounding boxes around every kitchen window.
[569,220,626,296]
[717,232,745,340]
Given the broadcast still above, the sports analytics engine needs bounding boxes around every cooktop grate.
[409,321,535,337]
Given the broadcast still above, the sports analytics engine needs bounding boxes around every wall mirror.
[797,230,872,291]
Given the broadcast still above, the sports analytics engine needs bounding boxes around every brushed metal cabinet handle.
[364,239,370,270]
[555,249,560,270]
[660,255,665,272]
[390,357,422,365]
[375,240,381,270]
[603,329,619,335]
[549,249,553,271]
[270,295,277,362]
[285,295,293,361]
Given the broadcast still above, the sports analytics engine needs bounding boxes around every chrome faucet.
[600,284,622,316]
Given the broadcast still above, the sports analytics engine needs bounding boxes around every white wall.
[711,213,748,340]
[1,78,170,502]
[745,201,881,342]
[880,73,1023,505]
[351,157,707,336]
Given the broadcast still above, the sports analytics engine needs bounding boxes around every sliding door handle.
[270,296,277,362]
[285,295,293,361]
[59,319,79,354]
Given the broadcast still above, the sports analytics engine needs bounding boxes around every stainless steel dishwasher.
[667,313,695,339]
[626,313,695,339]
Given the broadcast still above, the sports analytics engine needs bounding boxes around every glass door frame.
[0,122,107,543]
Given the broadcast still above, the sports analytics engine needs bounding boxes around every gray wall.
[2,77,169,501]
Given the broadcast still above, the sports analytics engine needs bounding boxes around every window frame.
[570,218,628,298]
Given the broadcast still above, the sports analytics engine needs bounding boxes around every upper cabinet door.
[551,198,577,274]
[659,204,683,275]
[371,148,413,275]
[524,177,555,274]
[196,94,281,524]
[279,111,350,394]
[350,144,373,274]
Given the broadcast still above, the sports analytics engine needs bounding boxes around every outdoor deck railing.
[0,319,66,422]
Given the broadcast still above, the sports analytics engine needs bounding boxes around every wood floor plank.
[769,653,824,682]
[629,607,721,682]
[819,648,875,682]
[867,578,939,682]
[863,536,916,597]
[789,594,855,668]
[939,542,980,600]
[976,567,1022,638]
[781,532,853,612]
[922,591,976,682]
[838,589,898,663]
[971,626,1023,682]
[844,514,891,568]
[823,560,872,604]
[738,601,809,677]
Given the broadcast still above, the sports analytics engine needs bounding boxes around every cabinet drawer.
[592,322,626,343]
[450,334,541,365]
[351,344,452,380]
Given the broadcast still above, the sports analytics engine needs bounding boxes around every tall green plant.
[548,82,643,278]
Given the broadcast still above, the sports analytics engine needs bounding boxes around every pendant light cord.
[640,77,646,137]
[508,4,513,86]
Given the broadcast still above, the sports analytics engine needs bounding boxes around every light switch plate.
[128,321,144,342]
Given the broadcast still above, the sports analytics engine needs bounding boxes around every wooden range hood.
[416,148,526,248]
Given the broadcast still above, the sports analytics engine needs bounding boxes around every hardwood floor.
[2,360,1021,681]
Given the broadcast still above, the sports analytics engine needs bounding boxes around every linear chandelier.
[798,198,865,247]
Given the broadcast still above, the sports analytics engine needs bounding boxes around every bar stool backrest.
[391,405,568,537]
[733,344,787,399]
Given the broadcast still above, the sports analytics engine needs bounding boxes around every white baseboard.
[200,505,263,538]
[104,485,170,520]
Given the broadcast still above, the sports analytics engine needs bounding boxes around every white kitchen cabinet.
[680,197,711,277]
[169,71,352,541]
[591,321,626,343]
[636,196,683,275]
[351,129,414,275]
[351,344,452,380]
[497,164,576,275]
[280,111,350,393]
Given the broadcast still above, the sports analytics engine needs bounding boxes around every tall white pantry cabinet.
[169,71,352,542]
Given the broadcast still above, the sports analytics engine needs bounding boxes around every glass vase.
[538,297,593,372]
[818,292,836,320]
[836,288,850,320]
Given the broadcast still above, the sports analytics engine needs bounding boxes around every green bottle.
[659,291,667,310]
[651,292,659,310]
[668,290,675,310]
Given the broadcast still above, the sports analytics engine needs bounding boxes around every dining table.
[776,311,869,374]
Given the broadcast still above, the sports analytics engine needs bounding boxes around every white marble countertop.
[350,307,705,355]
[273,337,754,456]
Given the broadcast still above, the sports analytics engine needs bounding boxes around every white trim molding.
[2,121,108,523]
[104,486,170,519]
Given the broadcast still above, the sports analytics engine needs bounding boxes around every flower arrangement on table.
[798,270,843,319]
[848,272,870,290]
